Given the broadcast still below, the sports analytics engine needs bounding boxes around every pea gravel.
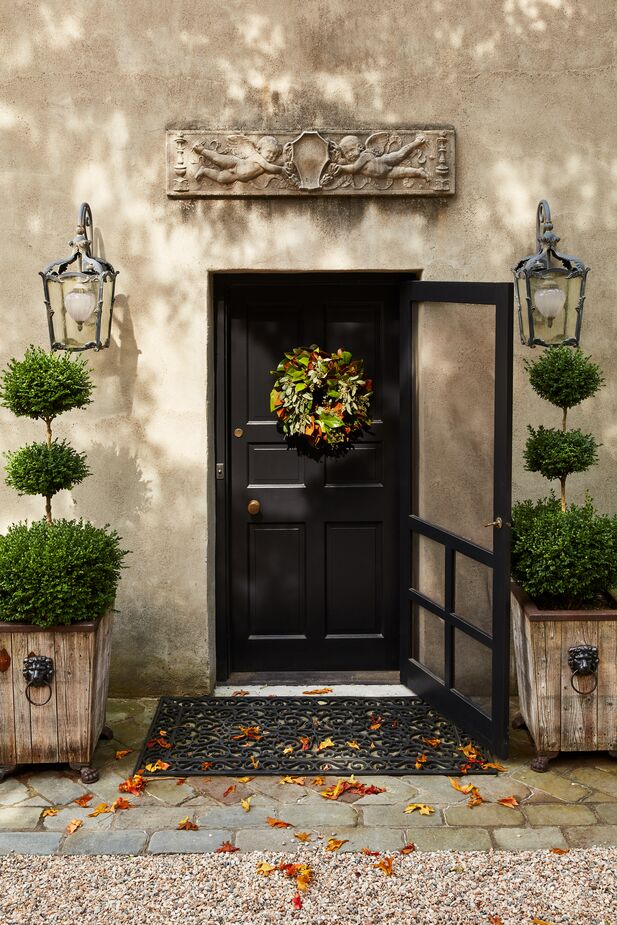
[1,847,615,925]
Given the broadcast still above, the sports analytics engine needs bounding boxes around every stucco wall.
[1,1,616,694]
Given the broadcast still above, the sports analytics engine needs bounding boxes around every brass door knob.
[247,499,261,515]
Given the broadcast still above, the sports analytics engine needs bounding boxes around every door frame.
[213,271,416,682]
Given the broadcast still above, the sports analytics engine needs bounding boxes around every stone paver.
[523,803,597,826]
[510,768,590,802]
[563,825,617,848]
[42,806,115,832]
[112,806,198,831]
[0,807,43,832]
[144,780,197,806]
[360,803,443,827]
[0,780,30,806]
[445,803,525,827]
[352,777,419,805]
[25,772,85,805]
[406,826,492,851]
[61,830,147,855]
[0,832,61,855]
[492,826,567,850]
[567,767,617,798]
[148,830,232,853]
[595,803,617,824]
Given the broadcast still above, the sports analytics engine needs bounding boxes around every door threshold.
[224,670,401,685]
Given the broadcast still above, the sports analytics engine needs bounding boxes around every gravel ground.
[1,848,616,925]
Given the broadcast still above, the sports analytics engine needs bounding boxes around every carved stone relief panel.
[167,128,455,197]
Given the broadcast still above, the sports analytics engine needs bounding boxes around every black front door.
[216,274,401,674]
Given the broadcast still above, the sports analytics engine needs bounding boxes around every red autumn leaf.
[146,736,172,749]
[368,714,382,731]
[550,847,569,855]
[400,843,416,855]
[118,773,146,796]
[361,847,380,856]
[111,797,132,812]
[374,856,394,876]
[299,736,311,751]
[497,796,519,808]
[176,778,187,786]
[266,817,293,828]
[73,793,93,807]
[177,816,199,830]
[201,761,213,771]
[302,688,333,695]
[215,841,239,853]
[223,785,236,798]
[291,894,303,910]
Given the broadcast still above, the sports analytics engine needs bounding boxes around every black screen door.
[399,281,513,757]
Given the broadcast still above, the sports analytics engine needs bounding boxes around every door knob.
[247,499,261,515]
[484,517,503,529]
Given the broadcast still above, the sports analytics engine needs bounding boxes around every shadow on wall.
[0,0,616,694]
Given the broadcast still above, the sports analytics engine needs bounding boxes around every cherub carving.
[192,134,286,186]
[331,132,429,182]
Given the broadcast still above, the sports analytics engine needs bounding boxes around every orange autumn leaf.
[415,753,427,769]
[532,919,556,925]
[299,736,311,751]
[497,796,519,808]
[250,755,260,769]
[201,761,213,771]
[232,689,249,696]
[482,761,508,772]
[346,740,361,750]
[325,837,348,851]
[448,777,476,794]
[303,687,333,695]
[215,841,239,853]
[279,776,306,785]
[467,789,485,807]
[374,856,394,876]
[111,797,132,812]
[317,737,335,751]
[114,749,132,760]
[459,742,481,760]
[401,843,416,855]
[223,785,236,798]
[88,802,112,817]
[41,807,59,817]
[232,725,262,741]
[177,816,199,830]
[119,773,145,796]
[256,861,278,876]
[489,917,504,925]
[65,818,83,835]
[361,847,380,856]
[404,803,434,815]
[266,816,293,828]
[146,736,172,749]
[294,832,311,842]
[241,798,251,812]
[291,894,303,910]
[550,847,569,855]
[312,776,325,785]
[422,737,441,748]
[236,776,253,783]
[368,715,382,730]
[145,759,170,772]
[73,793,93,807]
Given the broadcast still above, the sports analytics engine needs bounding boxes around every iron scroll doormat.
[134,697,497,777]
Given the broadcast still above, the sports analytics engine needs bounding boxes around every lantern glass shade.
[43,270,116,351]
[516,270,584,348]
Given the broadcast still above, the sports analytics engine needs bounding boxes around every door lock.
[234,427,244,438]
[247,499,261,515]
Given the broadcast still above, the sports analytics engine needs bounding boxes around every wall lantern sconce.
[40,203,118,351]
[512,199,590,348]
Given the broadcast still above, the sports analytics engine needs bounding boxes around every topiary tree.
[523,346,604,511]
[0,346,93,523]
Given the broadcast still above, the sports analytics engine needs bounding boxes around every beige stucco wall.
[1,1,616,694]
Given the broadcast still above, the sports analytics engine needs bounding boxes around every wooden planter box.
[0,609,113,783]
[511,582,617,771]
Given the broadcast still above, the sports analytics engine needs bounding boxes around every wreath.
[270,345,373,455]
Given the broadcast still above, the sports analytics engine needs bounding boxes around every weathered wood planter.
[511,582,617,771]
[0,609,114,783]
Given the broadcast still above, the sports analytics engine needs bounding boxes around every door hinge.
[216,463,225,480]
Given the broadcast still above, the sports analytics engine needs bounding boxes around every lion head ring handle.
[568,645,599,694]
[23,655,55,706]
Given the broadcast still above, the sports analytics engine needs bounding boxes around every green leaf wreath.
[270,346,373,455]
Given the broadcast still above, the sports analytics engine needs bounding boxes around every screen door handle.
[484,517,503,529]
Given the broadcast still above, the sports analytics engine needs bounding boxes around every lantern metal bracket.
[41,203,114,278]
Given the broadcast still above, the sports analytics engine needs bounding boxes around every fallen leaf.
[482,761,508,772]
[159,730,167,736]
[294,832,311,842]
[459,742,481,760]
[232,689,249,696]
[415,753,427,769]
[200,761,213,771]
[241,797,251,812]
[146,736,172,750]
[223,785,236,798]
[232,725,262,741]
[41,807,59,817]
[236,776,253,783]
[361,847,380,856]
[550,847,569,855]
[467,789,485,807]
[404,803,434,816]
[325,837,348,851]
[111,797,132,812]
[73,794,93,807]
[532,919,556,925]
[374,856,394,876]
[216,841,239,853]
[114,749,132,760]
[368,715,382,731]
[119,773,146,796]
[296,865,312,891]
[256,861,278,876]
[176,778,187,786]
[346,740,361,750]
[283,745,294,755]
[177,816,199,830]
[145,759,170,772]
[88,802,112,817]
[66,818,83,835]
[303,688,333,695]
[317,737,335,751]
[299,736,311,751]
[279,776,305,785]
[250,755,260,769]
[320,776,386,801]
[448,777,476,794]
[400,843,416,855]
[266,816,293,828]
[291,894,303,910]
[488,916,504,925]
[497,796,519,808]
[311,776,325,785]
[422,737,441,748]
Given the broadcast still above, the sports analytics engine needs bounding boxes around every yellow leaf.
[296,865,312,891]
[294,832,311,842]
[177,816,199,830]
[250,755,260,769]
[448,777,475,794]
[241,798,251,812]
[88,803,113,817]
[283,745,294,755]
[346,740,361,750]
[312,776,325,785]
[145,759,170,772]
[236,776,253,783]
[374,856,394,876]
[266,816,293,828]
[325,837,348,851]
[41,807,58,817]
[482,761,508,772]
[65,818,83,835]
[303,688,333,695]
[317,737,335,751]
[114,749,132,760]
[403,803,434,816]
[256,861,278,876]
[279,776,305,785]
[532,919,556,925]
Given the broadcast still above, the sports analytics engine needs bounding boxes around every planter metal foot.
[530,751,559,773]
[99,724,114,741]
[70,763,100,785]
[0,765,18,784]
[511,712,527,730]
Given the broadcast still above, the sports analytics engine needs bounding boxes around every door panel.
[400,281,513,757]
[220,276,401,673]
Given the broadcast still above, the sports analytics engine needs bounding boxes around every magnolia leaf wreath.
[270,346,373,454]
